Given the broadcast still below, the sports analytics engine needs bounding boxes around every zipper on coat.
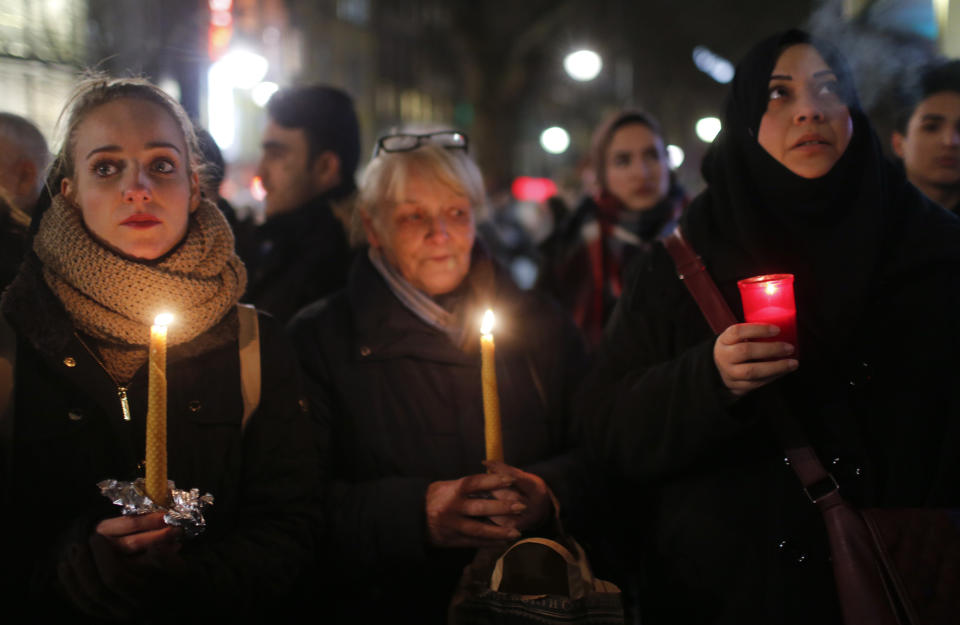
[73,331,135,423]
[118,386,131,421]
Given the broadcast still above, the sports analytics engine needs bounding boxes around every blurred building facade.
[0,0,958,211]
[0,1,87,143]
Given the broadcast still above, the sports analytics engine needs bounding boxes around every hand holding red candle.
[713,274,800,397]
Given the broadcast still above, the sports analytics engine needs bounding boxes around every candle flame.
[154,312,174,327]
[480,309,495,335]
[765,283,778,296]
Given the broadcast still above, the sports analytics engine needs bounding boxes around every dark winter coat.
[288,250,588,623]
[239,193,353,324]
[0,211,26,294]
[0,259,320,623]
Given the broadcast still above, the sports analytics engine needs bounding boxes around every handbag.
[663,226,960,625]
[448,497,624,625]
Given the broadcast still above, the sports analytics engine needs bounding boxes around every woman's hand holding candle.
[714,323,798,397]
[95,513,181,555]
[425,473,524,548]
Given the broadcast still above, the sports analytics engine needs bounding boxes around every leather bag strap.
[237,303,261,432]
[663,227,738,333]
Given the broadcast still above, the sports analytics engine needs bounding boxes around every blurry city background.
[1,0,957,278]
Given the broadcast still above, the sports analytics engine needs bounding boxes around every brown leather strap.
[237,303,260,432]
[663,227,738,333]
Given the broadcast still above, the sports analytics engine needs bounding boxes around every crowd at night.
[2,1,960,624]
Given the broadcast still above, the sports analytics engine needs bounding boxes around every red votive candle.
[737,274,798,352]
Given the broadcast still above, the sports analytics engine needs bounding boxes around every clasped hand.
[714,323,798,397]
[425,462,553,548]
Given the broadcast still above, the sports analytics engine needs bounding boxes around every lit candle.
[737,274,798,352]
[480,309,504,462]
[145,312,172,506]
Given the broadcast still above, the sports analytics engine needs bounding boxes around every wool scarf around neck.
[34,194,247,349]
[368,244,498,349]
[368,246,462,339]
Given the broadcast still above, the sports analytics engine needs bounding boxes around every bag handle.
[237,303,261,431]
[489,536,601,599]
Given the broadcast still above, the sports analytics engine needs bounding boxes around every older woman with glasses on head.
[289,130,588,622]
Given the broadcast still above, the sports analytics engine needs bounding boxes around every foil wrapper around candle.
[99,478,214,539]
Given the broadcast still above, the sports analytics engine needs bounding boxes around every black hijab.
[683,29,960,367]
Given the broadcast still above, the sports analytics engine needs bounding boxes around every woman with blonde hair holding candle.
[0,76,318,621]
[289,131,587,623]
[580,30,960,624]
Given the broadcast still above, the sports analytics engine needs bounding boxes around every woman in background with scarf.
[579,30,960,624]
[538,110,685,349]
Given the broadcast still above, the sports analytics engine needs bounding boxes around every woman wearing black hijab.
[579,30,960,624]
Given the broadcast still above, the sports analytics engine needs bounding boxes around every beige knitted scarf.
[34,195,247,379]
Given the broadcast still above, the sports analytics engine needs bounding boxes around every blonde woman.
[0,77,318,621]
[290,131,587,623]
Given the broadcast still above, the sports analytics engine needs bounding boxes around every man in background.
[0,113,49,216]
[242,85,359,322]
[892,60,960,213]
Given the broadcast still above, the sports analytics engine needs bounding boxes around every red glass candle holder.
[736,274,798,352]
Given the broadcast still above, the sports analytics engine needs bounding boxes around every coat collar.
[346,245,524,365]
[257,193,342,244]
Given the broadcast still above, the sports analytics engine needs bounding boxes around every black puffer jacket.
[239,193,352,324]
[288,250,588,623]
[0,258,320,623]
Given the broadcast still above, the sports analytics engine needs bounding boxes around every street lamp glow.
[158,77,181,102]
[563,49,603,81]
[208,49,270,151]
[212,50,268,89]
[695,117,722,143]
[666,144,685,169]
[692,46,735,84]
[251,81,279,107]
[540,126,570,154]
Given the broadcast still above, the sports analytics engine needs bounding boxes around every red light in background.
[511,176,557,203]
[208,0,233,60]
[211,11,232,27]
[208,24,232,60]
[250,176,266,202]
